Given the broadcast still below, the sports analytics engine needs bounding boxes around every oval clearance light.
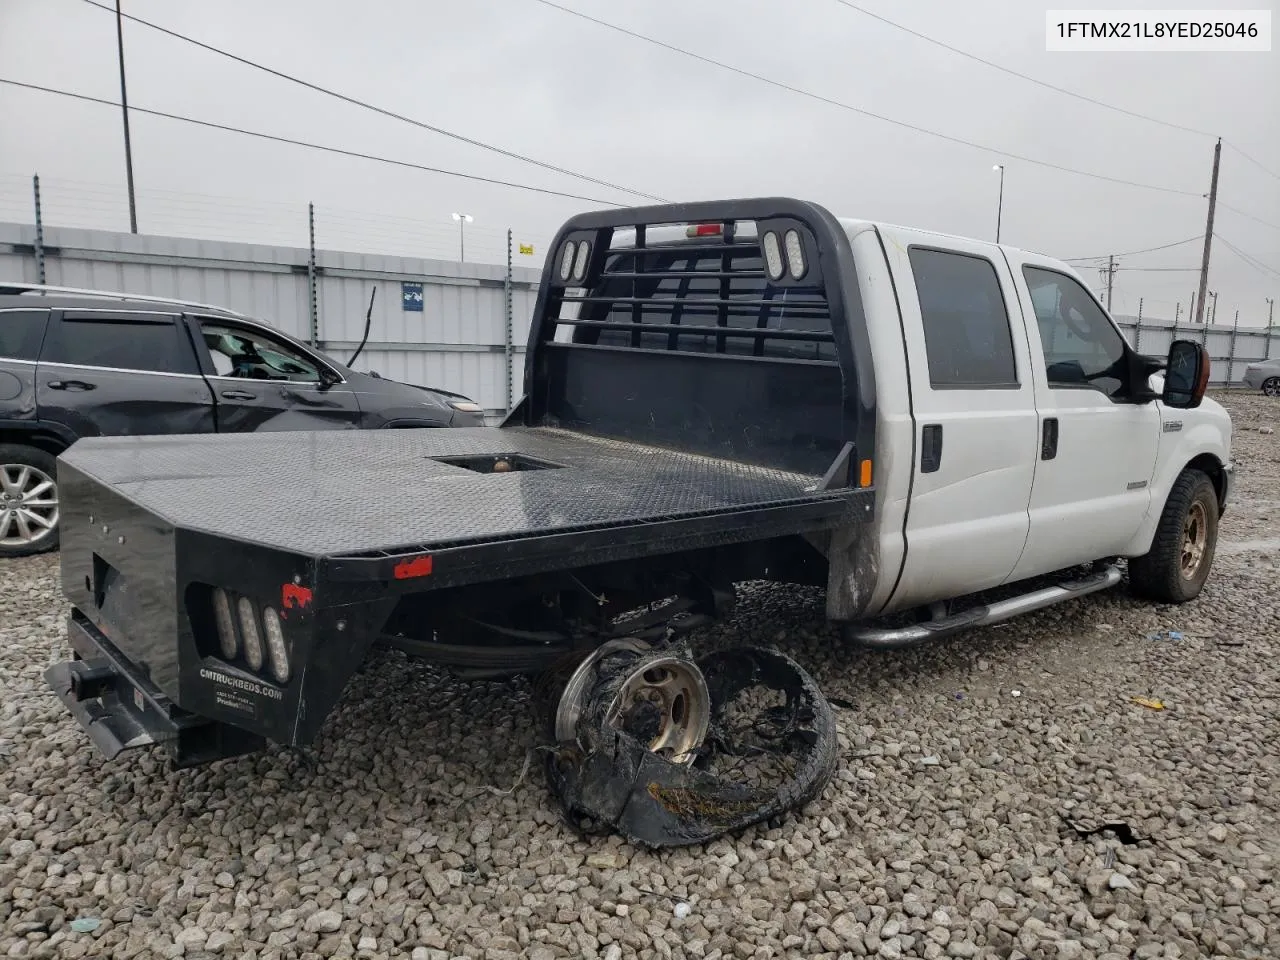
[262,606,290,684]
[762,231,785,281]
[559,241,577,281]
[573,240,591,281]
[237,596,264,672]
[213,587,238,659]
[784,229,806,279]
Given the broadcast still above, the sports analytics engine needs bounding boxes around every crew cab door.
[1003,256,1160,580]
[36,309,215,437]
[190,316,362,432]
[880,229,1040,609]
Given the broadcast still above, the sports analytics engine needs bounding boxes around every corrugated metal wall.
[0,221,541,418]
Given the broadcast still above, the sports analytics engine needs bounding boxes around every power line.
[530,0,1203,198]
[1216,234,1280,280]
[1216,200,1280,232]
[77,0,665,204]
[0,78,626,206]
[830,0,1214,139]
[1062,235,1203,262]
[1224,141,1280,182]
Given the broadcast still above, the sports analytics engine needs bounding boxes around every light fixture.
[784,229,806,279]
[560,241,577,281]
[762,231,785,281]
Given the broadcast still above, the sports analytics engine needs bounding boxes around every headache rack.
[514,198,877,480]
[557,222,836,363]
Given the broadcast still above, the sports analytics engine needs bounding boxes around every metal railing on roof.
[0,282,249,318]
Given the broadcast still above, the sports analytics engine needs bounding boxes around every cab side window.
[200,322,324,383]
[909,247,1018,388]
[1022,266,1127,399]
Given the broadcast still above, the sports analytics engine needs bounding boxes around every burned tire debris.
[546,643,838,848]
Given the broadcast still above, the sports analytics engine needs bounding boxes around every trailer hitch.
[546,641,838,848]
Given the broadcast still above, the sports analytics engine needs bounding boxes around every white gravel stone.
[304,910,343,933]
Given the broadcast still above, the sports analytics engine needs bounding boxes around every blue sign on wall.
[401,282,424,312]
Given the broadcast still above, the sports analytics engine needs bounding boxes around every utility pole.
[115,0,138,233]
[1103,255,1117,311]
[1268,297,1275,327]
[1194,137,1221,325]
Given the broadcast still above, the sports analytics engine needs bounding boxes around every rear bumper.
[45,612,264,768]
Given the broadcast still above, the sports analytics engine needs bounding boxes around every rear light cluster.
[212,587,291,683]
[762,228,807,281]
[559,238,592,282]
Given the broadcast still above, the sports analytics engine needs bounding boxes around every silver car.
[1243,358,1280,396]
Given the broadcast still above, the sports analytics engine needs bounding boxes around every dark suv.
[0,283,487,558]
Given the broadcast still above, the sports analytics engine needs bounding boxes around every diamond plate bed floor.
[60,427,855,557]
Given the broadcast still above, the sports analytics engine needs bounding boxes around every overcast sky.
[1,0,1276,323]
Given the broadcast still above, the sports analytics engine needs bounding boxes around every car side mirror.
[1162,339,1211,409]
[317,367,340,391]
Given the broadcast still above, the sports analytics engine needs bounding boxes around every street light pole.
[451,212,473,262]
[992,164,1005,244]
[115,0,138,233]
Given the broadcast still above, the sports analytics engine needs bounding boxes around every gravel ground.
[2,391,1278,960]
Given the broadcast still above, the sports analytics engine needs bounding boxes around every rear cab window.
[0,310,50,361]
[572,227,838,364]
[40,312,199,374]
[908,247,1019,389]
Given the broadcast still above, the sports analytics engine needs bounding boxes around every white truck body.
[827,218,1232,620]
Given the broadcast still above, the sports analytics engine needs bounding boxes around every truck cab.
[840,218,1231,621]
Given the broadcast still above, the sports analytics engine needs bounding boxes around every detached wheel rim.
[1264,377,1280,397]
[1180,500,1207,579]
[603,657,711,765]
[0,464,58,547]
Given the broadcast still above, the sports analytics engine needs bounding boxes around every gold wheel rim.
[1180,501,1207,578]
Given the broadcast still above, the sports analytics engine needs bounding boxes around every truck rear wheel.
[1128,468,1218,604]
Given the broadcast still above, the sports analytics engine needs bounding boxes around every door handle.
[1042,417,1059,460]
[46,379,96,391]
[221,390,257,400]
[921,423,943,473]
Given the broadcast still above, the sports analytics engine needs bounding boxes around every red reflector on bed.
[393,555,434,579]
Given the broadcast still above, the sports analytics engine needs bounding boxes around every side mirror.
[1162,339,1211,409]
[317,367,341,391]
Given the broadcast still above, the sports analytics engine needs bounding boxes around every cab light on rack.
[762,231,785,281]
[559,241,577,281]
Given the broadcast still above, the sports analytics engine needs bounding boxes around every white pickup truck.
[46,197,1233,845]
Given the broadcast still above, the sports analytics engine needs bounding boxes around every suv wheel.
[1263,376,1280,397]
[0,444,60,558]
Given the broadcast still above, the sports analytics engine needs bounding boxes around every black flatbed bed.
[59,427,865,563]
